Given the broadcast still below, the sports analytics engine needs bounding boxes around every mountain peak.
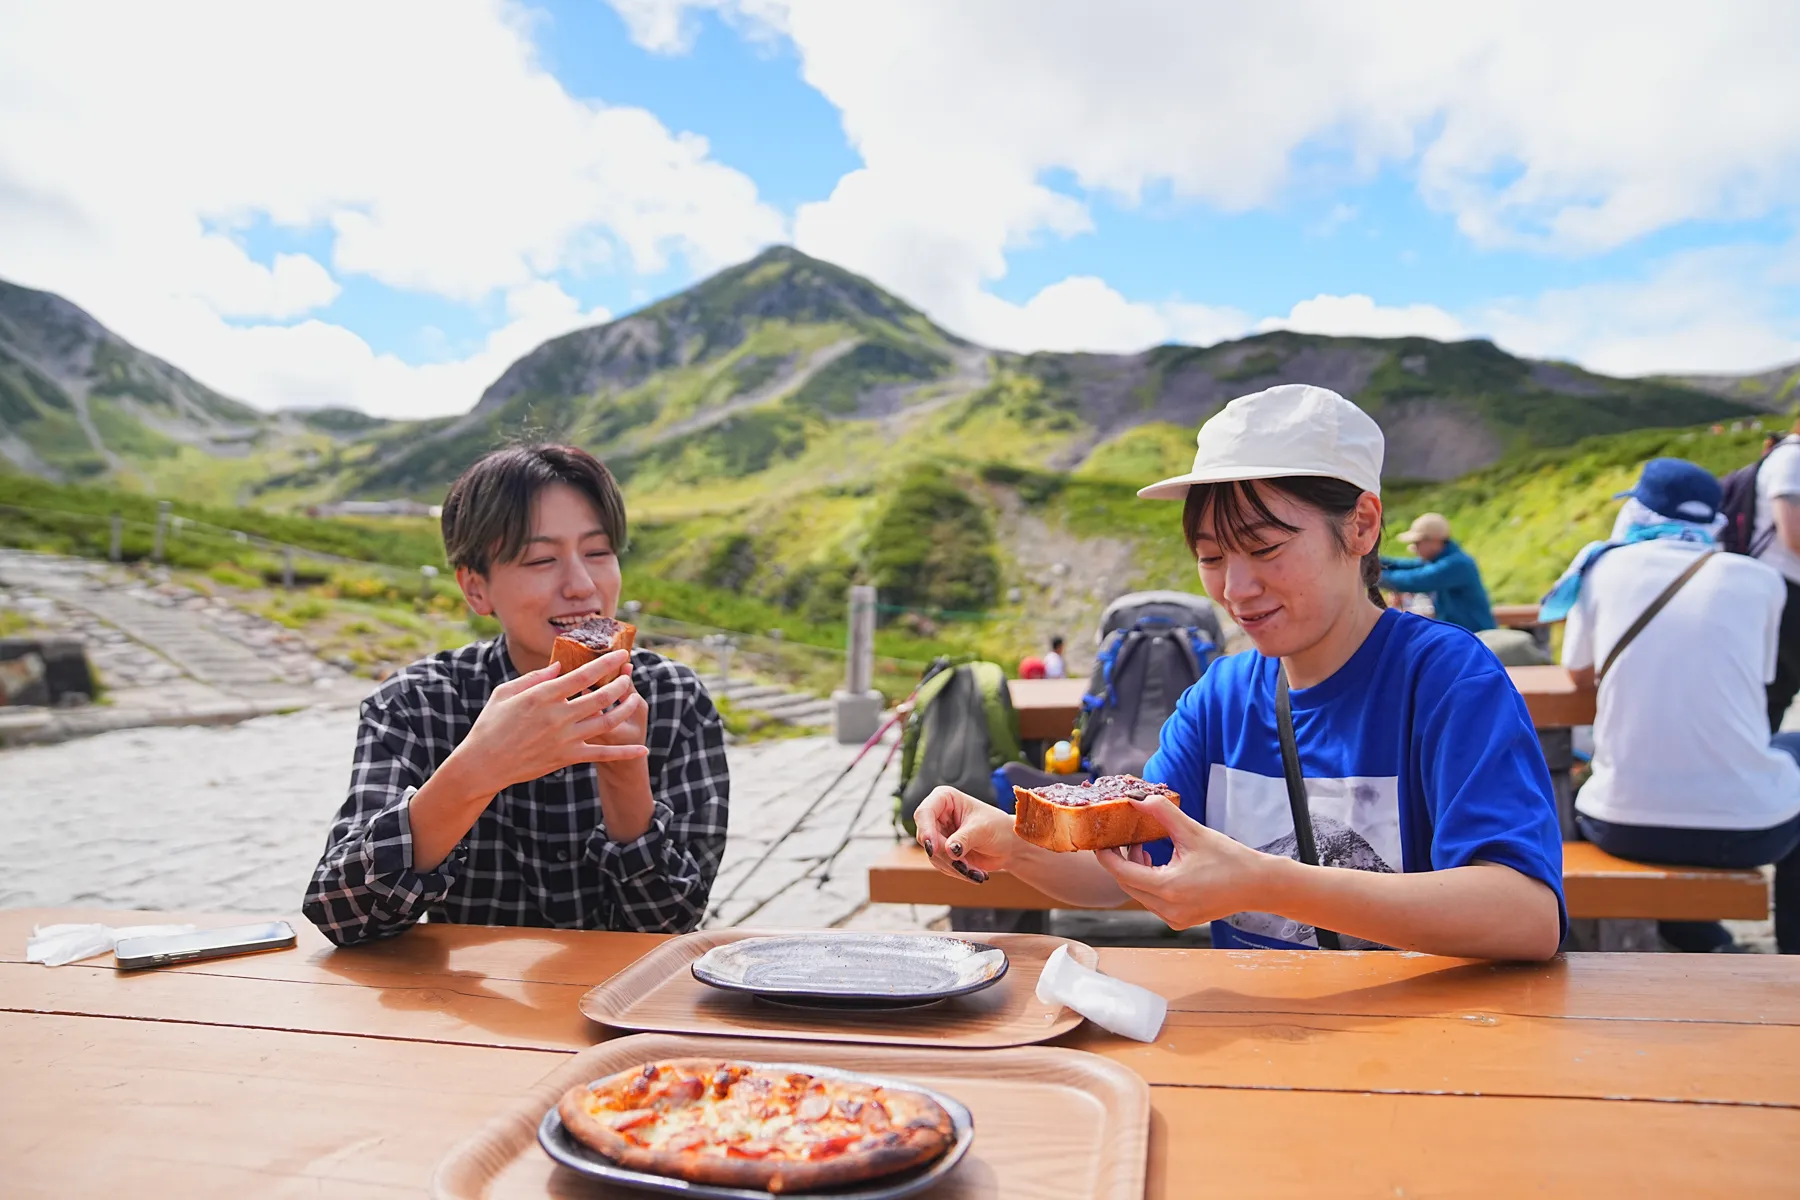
[647,243,944,335]
[472,245,958,413]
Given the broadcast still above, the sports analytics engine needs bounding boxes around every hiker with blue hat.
[911,384,1566,960]
[1551,457,1800,953]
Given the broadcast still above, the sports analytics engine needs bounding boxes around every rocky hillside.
[2,250,1761,502]
[0,277,393,501]
[1672,358,1800,412]
[347,248,980,497]
[0,278,270,480]
[338,247,1756,498]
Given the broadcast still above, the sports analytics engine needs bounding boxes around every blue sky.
[2,1,1796,416]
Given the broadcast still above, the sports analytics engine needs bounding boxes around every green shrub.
[863,463,1001,617]
[207,563,261,589]
[700,532,759,592]
[289,597,329,623]
[331,572,403,603]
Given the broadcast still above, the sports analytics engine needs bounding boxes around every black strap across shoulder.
[1275,665,1342,951]
[1595,550,1716,685]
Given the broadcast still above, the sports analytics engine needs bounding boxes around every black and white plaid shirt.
[303,636,729,946]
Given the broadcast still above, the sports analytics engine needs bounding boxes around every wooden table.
[1008,677,1089,740]
[6,907,1798,1196]
[1494,603,1545,630]
[1011,666,1595,737]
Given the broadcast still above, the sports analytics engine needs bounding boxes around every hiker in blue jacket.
[1379,513,1496,633]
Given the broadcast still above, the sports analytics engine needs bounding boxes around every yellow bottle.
[1044,730,1082,774]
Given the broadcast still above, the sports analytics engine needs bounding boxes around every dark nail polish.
[966,867,989,884]
[922,838,935,857]
[950,858,971,877]
[950,842,964,858]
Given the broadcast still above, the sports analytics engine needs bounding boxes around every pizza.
[555,1059,956,1193]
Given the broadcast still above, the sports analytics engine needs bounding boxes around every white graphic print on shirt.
[1205,764,1403,949]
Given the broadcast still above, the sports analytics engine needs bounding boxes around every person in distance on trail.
[1044,635,1069,679]
[1377,512,1496,634]
[303,444,728,946]
[913,385,1566,960]
[1543,458,1800,953]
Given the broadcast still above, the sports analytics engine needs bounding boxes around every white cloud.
[963,276,1248,355]
[189,242,341,320]
[609,0,789,54]
[1260,294,1468,342]
[1307,204,1359,239]
[0,0,784,414]
[1478,243,1800,377]
[618,0,1800,366]
[157,281,611,420]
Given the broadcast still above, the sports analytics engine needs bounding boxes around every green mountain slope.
[1671,359,1800,411]
[346,248,977,498]
[5,249,1760,509]
[328,247,1758,505]
[0,277,408,505]
[1381,417,1782,603]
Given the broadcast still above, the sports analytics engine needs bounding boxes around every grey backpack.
[1078,593,1223,778]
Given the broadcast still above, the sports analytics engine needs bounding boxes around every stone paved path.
[0,550,369,744]
[0,706,947,933]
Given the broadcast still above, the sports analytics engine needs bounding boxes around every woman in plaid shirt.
[303,445,729,946]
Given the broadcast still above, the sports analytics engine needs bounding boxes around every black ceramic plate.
[537,1063,975,1199]
[689,934,1009,1004]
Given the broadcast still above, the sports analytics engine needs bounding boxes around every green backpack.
[894,659,1025,836]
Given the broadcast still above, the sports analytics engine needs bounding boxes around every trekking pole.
[703,708,905,925]
[812,730,906,888]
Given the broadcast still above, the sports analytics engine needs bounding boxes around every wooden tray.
[432,1032,1149,1199]
[579,930,1098,1048]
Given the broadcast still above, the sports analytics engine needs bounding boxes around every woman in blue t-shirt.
[914,384,1567,959]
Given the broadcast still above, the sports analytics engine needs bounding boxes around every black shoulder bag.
[1594,550,1715,686]
[1274,665,1342,951]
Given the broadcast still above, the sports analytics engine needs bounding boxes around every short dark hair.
[440,444,628,574]
[1051,636,1065,650]
[1182,476,1385,609]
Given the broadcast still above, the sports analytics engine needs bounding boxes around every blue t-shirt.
[1141,608,1567,950]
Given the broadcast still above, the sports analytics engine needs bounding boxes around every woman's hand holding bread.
[912,786,1016,884]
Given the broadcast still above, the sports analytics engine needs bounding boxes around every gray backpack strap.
[1275,665,1342,951]
[1595,551,1715,686]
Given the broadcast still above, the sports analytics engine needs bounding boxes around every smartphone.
[114,920,297,970]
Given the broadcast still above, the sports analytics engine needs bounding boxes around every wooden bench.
[868,842,1768,922]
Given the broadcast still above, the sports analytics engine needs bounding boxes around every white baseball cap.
[1137,384,1385,501]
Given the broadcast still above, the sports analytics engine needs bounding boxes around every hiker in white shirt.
[1043,636,1068,679]
[1753,430,1800,729]
[1546,458,1800,953]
